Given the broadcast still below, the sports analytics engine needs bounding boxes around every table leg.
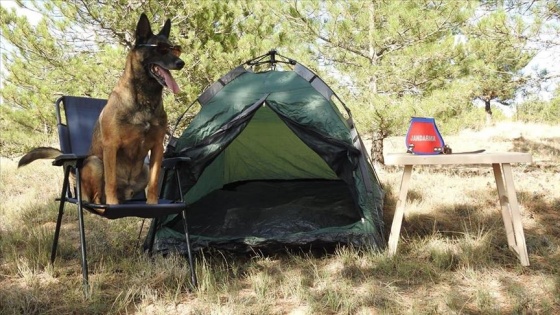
[388,164,413,256]
[493,163,530,266]
[492,164,516,248]
[502,163,530,266]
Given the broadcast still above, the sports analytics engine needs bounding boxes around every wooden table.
[384,152,532,266]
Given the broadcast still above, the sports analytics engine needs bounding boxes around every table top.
[384,152,532,165]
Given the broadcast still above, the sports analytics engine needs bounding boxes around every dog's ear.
[135,13,153,45]
[158,19,171,39]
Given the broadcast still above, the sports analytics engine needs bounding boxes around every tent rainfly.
[148,51,386,253]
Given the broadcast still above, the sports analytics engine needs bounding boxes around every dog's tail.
[18,147,62,168]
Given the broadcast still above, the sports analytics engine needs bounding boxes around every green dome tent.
[149,51,386,253]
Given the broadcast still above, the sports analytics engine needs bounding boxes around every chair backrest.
[56,96,107,155]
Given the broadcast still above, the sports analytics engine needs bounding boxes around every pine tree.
[282,0,540,164]
[1,0,295,154]
[283,0,475,164]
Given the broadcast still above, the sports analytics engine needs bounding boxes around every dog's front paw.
[146,198,158,205]
[105,196,119,205]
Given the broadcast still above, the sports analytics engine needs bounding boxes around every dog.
[18,13,184,205]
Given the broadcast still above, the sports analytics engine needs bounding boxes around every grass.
[1,121,559,314]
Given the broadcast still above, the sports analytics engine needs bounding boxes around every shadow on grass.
[382,185,560,312]
[516,191,560,273]
[3,179,559,314]
[0,197,160,314]
[388,190,560,263]
[382,172,560,261]
[0,280,58,314]
[0,276,112,314]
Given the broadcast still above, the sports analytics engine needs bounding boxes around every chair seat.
[65,198,186,219]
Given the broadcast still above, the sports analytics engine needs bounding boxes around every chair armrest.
[162,157,192,169]
[52,154,88,167]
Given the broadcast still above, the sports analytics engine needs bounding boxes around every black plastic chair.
[50,96,197,295]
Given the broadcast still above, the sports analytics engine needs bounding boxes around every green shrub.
[516,98,560,124]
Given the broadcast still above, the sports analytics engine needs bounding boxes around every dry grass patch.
[1,121,559,314]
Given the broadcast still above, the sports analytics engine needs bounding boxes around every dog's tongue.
[158,66,180,94]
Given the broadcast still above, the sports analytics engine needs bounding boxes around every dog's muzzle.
[149,64,181,94]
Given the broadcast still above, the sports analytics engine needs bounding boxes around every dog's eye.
[168,46,181,57]
[156,43,181,57]
[138,43,182,57]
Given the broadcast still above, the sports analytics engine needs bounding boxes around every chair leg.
[77,202,89,295]
[51,166,71,264]
[181,209,197,288]
[51,200,66,264]
[147,217,159,256]
[169,168,197,288]
[145,166,166,255]
[75,168,89,296]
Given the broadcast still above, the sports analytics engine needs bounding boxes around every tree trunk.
[484,97,493,126]
[370,129,385,166]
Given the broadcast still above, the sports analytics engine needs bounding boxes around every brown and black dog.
[18,13,184,205]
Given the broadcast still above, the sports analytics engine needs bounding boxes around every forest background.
[1,0,559,163]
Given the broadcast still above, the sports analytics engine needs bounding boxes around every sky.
[522,45,560,100]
